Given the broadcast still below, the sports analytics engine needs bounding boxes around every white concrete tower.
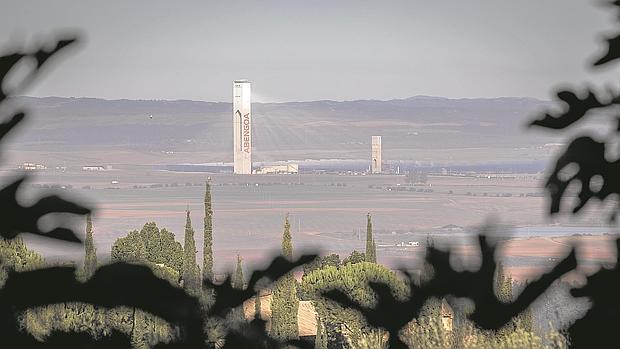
[371,135,382,174]
[233,80,252,174]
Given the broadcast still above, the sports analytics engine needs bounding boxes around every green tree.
[365,213,376,263]
[0,238,112,341]
[494,262,536,337]
[0,237,44,284]
[321,254,341,268]
[203,179,214,281]
[182,210,200,294]
[111,223,183,275]
[315,316,328,349]
[498,270,534,334]
[495,261,513,338]
[156,228,184,273]
[1,237,47,338]
[230,254,246,323]
[342,250,366,265]
[304,254,341,277]
[301,262,407,347]
[281,214,293,259]
[142,223,184,273]
[127,307,175,349]
[140,222,159,260]
[111,230,147,263]
[232,254,244,289]
[150,263,181,285]
[496,261,512,302]
[83,214,97,278]
[270,214,299,340]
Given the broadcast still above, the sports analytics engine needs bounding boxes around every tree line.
[0,178,567,348]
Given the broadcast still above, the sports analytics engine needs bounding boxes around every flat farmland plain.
[10,168,616,279]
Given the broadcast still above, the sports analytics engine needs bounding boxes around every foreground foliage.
[3,2,620,347]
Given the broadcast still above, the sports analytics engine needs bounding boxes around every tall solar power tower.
[233,80,252,174]
[371,135,382,174]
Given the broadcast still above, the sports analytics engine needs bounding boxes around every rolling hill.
[5,96,557,167]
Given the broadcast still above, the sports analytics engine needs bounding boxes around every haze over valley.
[4,95,611,279]
[7,95,560,167]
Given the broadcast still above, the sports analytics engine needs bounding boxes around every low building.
[19,162,47,171]
[243,291,317,337]
[82,165,106,171]
[255,163,299,174]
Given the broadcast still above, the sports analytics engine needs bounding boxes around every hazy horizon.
[18,94,548,104]
[2,1,617,102]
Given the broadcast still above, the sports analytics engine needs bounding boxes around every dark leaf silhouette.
[0,177,90,242]
[544,136,620,217]
[593,1,620,66]
[530,2,620,128]
[323,233,577,348]
[568,239,620,348]
[219,319,313,349]
[205,254,316,318]
[0,37,78,102]
[529,90,605,130]
[0,112,25,143]
[0,36,90,243]
[0,263,205,348]
[4,3,620,346]
[594,33,620,66]
[34,330,132,349]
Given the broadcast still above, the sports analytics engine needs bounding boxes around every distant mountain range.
[6,96,559,166]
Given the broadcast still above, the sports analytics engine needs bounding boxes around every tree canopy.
[111,222,183,274]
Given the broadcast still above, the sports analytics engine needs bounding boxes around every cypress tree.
[182,210,200,293]
[365,213,376,263]
[371,239,377,262]
[203,179,214,281]
[231,255,246,322]
[232,254,244,289]
[314,316,327,349]
[84,214,97,277]
[130,309,145,349]
[270,214,299,340]
[282,214,293,260]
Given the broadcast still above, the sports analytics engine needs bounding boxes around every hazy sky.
[1,0,617,102]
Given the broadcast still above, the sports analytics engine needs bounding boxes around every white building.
[233,80,252,174]
[82,165,106,171]
[371,135,382,174]
[255,163,299,174]
[20,162,46,171]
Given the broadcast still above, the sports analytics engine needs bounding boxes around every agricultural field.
[8,168,613,280]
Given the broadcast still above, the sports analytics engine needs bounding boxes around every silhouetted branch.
[529,90,606,130]
[0,263,205,348]
[567,239,620,348]
[323,233,577,348]
[0,36,78,102]
[593,1,620,66]
[205,254,316,318]
[543,136,620,219]
[0,177,90,242]
[0,36,90,243]
[0,112,25,143]
[218,318,313,349]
